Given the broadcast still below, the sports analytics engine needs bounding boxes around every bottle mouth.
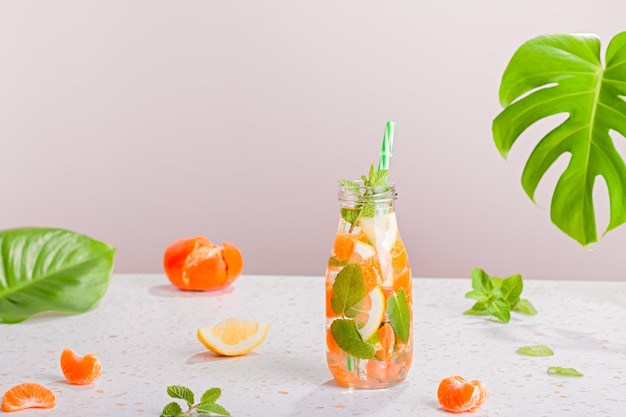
[337,181,397,203]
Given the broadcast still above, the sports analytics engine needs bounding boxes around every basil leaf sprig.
[161,385,230,417]
[464,268,537,323]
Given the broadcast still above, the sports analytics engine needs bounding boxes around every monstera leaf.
[493,32,626,246]
[0,227,116,323]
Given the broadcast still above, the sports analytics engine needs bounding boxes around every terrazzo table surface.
[2,274,626,416]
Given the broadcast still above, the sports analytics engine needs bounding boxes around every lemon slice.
[197,318,270,356]
[350,239,376,262]
[346,286,386,341]
[359,212,398,253]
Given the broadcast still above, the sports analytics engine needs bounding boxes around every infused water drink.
[325,181,412,388]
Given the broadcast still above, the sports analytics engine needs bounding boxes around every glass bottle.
[325,181,413,388]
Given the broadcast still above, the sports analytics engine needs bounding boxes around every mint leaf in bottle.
[386,289,410,343]
[330,319,376,359]
[338,165,389,225]
[331,264,366,316]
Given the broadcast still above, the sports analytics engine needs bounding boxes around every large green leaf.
[493,32,626,246]
[0,227,116,323]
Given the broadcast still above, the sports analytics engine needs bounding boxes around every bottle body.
[325,182,412,388]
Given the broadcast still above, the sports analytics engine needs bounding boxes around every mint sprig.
[339,165,389,227]
[161,385,230,417]
[464,268,537,323]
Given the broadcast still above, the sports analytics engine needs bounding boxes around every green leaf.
[464,290,489,302]
[340,208,361,225]
[328,257,349,268]
[366,329,380,345]
[493,32,626,246]
[338,179,361,191]
[167,385,194,409]
[160,402,184,417]
[0,227,116,324]
[517,345,554,356]
[490,277,503,288]
[360,203,375,218]
[463,301,490,316]
[386,289,410,343]
[330,318,376,359]
[330,264,366,316]
[487,299,511,323]
[500,274,523,305]
[368,169,388,186]
[547,366,584,377]
[470,268,493,294]
[514,298,538,315]
[196,402,231,416]
[200,388,222,404]
[339,164,389,223]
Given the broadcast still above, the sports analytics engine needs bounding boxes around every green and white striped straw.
[378,121,396,172]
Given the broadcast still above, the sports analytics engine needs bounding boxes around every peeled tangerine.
[437,375,489,413]
[164,236,243,291]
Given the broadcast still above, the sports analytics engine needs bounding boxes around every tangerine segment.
[197,318,269,356]
[333,232,369,261]
[60,348,102,385]
[333,234,356,261]
[1,383,56,412]
[394,267,412,292]
[375,322,396,361]
[358,256,383,293]
[325,281,339,319]
[348,240,376,264]
[390,238,408,273]
[437,375,489,413]
[164,237,243,291]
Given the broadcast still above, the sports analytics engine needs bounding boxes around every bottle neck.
[337,182,397,213]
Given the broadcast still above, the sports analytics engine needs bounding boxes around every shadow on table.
[467,320,626,353]
[148,284,235,298]
[185,350,260,364]
[285,379,411,417]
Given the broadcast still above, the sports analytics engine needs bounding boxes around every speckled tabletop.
[2,275,626,416]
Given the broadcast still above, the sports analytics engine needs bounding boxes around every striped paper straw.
[378,121,396,172]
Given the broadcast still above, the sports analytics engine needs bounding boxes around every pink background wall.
[2,1,625,280]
